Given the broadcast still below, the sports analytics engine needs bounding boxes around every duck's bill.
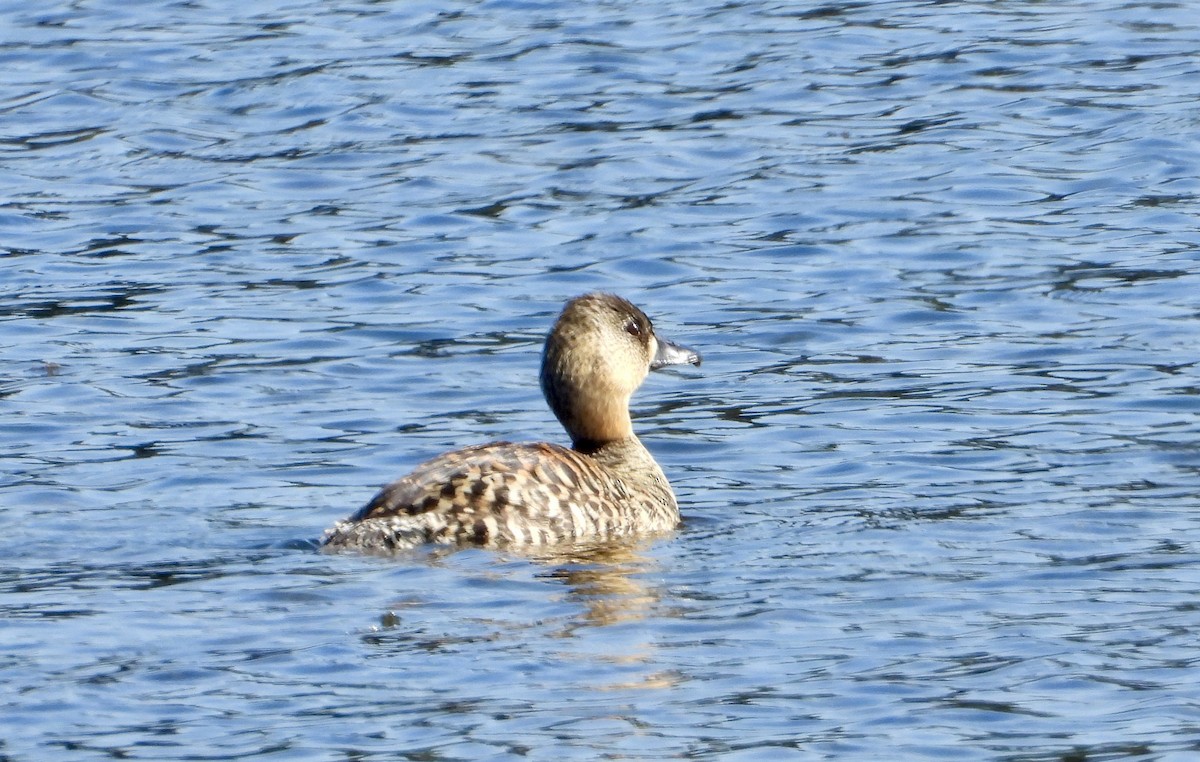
[651,336,702,369]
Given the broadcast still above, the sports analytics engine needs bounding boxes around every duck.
[321,292,702,552]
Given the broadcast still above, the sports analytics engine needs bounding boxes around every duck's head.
[540,293,701,448]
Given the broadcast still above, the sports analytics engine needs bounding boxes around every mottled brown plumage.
[321,293,701,552]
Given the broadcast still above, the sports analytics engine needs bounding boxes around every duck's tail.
[319,514,457,553]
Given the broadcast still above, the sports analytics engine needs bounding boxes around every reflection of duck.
[366,542,672,652]
[323,293,701,552]
[533,541,665,631]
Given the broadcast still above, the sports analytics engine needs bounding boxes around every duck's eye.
[625,319,642,338]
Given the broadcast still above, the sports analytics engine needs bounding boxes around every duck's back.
[321,441,679,551]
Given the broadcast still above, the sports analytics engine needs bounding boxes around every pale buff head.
[540,293,700,448]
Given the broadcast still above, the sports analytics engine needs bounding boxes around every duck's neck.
[572,432,627,455]
[564,389,633,446]
[542,366,634,446]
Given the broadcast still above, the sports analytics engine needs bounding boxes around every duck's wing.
[323,441,626,549]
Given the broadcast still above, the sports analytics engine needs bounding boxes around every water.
[3,0,1200,759]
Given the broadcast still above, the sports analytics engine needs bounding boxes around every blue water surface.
[3,1,1200,760]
